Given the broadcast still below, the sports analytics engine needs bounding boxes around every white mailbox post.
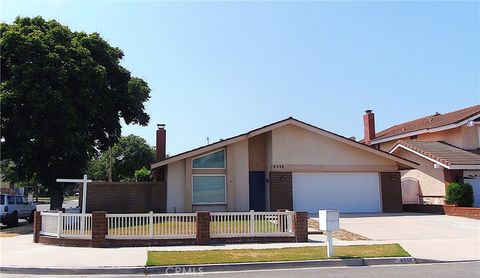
[319,210,340,257]
[56,175,92,235]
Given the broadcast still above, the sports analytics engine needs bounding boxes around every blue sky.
[2,1,479,155]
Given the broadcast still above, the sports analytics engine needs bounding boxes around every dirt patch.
[308,218,370,241]
[332,228,370,241]
[0,221,33,237]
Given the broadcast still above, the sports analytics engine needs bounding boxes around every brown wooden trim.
[192,169,226,174]
[380,172,402,213]
[269,172,293,211]
[271,164,398,173]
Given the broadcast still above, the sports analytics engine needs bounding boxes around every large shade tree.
[87,135,155,182]
[1,17,151,209]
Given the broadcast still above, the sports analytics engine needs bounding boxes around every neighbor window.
[192,175,226,204]
[192,150,225,169]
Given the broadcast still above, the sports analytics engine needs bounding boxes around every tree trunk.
[49,186,64,210]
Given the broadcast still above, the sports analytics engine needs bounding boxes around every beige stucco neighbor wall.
[229,140,250,211]
[272,124,397,168]
[393,148,446,197]
[166,160,186,212]
[416,126,478,150]
[379,125,479,151]
[461,126,479,149]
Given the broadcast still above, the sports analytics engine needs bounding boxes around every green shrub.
[445,182,474,207]
[134,167,152,182]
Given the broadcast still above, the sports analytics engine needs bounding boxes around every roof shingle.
[392,140,480,166]
[374,105,480,141]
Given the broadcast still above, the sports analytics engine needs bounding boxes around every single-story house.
[151,117,417,213]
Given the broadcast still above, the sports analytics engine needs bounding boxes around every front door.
[249,171,266,211]
[464,171,480,207]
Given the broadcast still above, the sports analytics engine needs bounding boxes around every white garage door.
[293,173,382,213]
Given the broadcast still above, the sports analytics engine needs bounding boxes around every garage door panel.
[293,173,381,213]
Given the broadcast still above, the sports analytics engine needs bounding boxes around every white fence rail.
[106,212,197,239]
[210,210,294,238]
[40,212,92,239]
[40,211,296,240]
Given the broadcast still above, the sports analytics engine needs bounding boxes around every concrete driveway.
[337,213,480,261]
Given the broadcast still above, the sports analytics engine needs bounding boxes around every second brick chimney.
[363,110,376,145]
[156,124,166,160]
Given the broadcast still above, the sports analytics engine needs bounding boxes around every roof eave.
[370,113,480,145]
[450,165,480,170]
[152,118,418,170]
[390,142,480,170]
[151,118,298,169]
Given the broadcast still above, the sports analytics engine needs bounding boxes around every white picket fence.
[210,210,294,238]
[106,212,197,239]
[40,211,92,239]
[40,211,295,240]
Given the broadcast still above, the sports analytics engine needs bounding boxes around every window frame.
[191,174,227,205]
[191,149,226,170]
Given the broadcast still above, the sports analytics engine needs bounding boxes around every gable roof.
[370,105,480,145]
[151,117,417,170]
[390,140,480,170]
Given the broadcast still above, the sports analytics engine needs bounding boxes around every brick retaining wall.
[442,205,480,220]
[403,204,480,220]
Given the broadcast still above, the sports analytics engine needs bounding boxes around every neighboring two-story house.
[362,105,480,207]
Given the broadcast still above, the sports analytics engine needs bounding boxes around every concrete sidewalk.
[1,234,395,268]
[0,235,146,267]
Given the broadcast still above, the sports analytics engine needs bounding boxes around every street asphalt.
[1,261,479,277]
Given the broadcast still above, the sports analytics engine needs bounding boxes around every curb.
[1,257,416,275]
[0,266,146,275]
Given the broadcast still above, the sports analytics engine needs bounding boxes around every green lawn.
[146,244,409,266]
[210,220,279,234]
[108,221,196,236]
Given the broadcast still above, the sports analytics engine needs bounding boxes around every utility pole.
[108,147,113,182]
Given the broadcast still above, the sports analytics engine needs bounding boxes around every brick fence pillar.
[294,211,308,242]
[91,211,107,248]
[33,211,42,243]
[196,211,210,245]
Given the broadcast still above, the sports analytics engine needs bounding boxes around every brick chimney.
[156,124,166,160]
[363,110,375,145]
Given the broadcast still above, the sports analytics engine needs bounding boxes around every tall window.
[192,175,226,204]
[192,150,225,169]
